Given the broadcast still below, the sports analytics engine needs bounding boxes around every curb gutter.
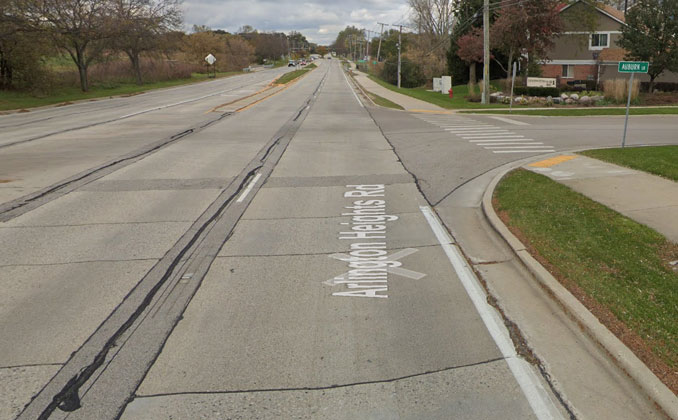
[481,164,678,419]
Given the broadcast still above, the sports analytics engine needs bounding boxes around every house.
[540,0,678,88]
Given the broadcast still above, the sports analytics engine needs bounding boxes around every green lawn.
[366,91,404,110]
[580,146,678,182]
[275,69,310,84]
[495,169,678,372]
[0,71,241,111]
[462,107,678,116]
[367,75,507,109]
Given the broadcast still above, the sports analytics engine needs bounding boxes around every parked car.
[288,60,296,67]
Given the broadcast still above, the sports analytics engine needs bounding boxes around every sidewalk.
[482,153,678,417]
[350,69,449,113]
[524,154,678,243]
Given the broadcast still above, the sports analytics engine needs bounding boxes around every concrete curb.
[481,164,678,419]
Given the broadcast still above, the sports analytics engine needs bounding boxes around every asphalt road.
[0,59,675,420]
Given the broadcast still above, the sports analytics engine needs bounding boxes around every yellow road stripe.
[528,155,577,168]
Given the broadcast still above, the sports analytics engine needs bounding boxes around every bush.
[565,80,597,91]
[604,78,639,103]
[641,82,678,92]
[380,57,426,88]
[513,86,560,97]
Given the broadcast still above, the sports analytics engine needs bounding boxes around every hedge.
[513,86,561,97]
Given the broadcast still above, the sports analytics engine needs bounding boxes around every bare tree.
[23,0,113,91]
[111,0,182,85]
[409,0,454,38]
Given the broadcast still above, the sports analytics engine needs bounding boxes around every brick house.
[540,0,678,88]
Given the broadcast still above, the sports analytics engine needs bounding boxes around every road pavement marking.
[493,149,554,153]
[325,248,425,286]
[445,127,503,131]
[528,155,578,168]
[469,138,530,142]
[342,68,364,108]
[419,206,565,420]
[459,133,515,138]
[488,116,530,125]
[477,142,542,146]
[236,173,261,203]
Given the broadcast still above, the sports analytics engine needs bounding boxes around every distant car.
[288,60,296,67]
[300,60,307,66]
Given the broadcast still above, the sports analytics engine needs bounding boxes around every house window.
[590,33,609,49]
[562,65,574,78]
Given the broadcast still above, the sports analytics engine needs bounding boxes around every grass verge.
[580,146,678,182]
[367,74,506,109]
[460,107,678,116]
[494,169,678,391]
[365,91,404,110]
[0,71,241,112]
[276,69,309,85]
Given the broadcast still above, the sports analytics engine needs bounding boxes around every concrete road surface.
[0,59,675,420]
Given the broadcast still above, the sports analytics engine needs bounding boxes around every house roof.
[559,0,626,25]
[599,47,627,61]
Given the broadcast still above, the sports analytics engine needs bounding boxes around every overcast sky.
[182,0,411,45]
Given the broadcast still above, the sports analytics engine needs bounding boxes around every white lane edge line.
[236,173,262,203]
[484,145,550,149]
[477,142,543,146]
[488,116,530,126]
[341,68,364,108]
[419,205,564,420]
[469,139,531,142]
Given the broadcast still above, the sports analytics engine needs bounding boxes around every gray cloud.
[182,0,410,44]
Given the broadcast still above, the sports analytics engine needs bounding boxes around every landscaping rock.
[565,98,575,104]
[552,97,562,104]
[579,95,592,104]
[560,93,569,100]
[570,93,580,101]
[591,95,604,102]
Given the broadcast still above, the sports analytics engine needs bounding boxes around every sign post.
[509,61,517,114]
[618,61,648,147]
[205,53,217,78]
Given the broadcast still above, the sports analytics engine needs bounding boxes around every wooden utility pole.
[376,23,387,62]
[394,24,403,88]
[482,0,490,104]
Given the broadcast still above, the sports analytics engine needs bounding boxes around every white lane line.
[468,138,529,142]
[488,116,530,126]
[484,145,550,149]
[493,149,554,153]
[476,142,542,146]
[461,134,520,138]
[236,173,262,203]
[341,68,364,108]
[419,206,564,420]
[444,127,499,131]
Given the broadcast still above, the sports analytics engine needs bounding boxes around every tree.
[223,35,254,71]
[456,27,484,84]
[23,0,114,91]
[409,0,455,38]
[447,0,483,84]
[618,0,678,92]
[490,0,562,78]
[111,0,183,85]
[331,26,364,56]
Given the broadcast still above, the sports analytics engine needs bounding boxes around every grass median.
[275,69,310,84]
[580,146,678,182]
[0,71,242,112]
[494,169,678,391]
[461,107,678,116]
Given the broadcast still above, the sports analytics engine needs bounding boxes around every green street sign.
[618,61,649,73]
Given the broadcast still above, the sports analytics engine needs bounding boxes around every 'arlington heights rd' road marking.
[323,184,425,298]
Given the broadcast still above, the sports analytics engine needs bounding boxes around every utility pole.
[376,23,387,62]
[394,24,403,88]
[482,0,490,104]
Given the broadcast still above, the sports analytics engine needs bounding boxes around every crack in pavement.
[132,357,507,398]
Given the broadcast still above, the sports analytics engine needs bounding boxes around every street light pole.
[394,24,403,88]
